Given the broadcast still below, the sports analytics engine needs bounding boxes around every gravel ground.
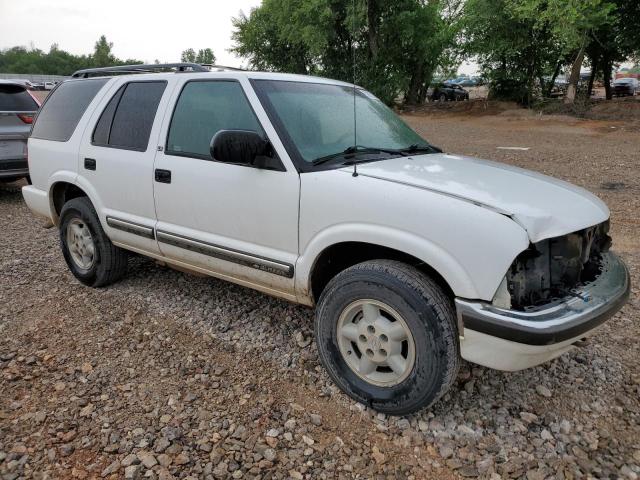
[1,110,639,480]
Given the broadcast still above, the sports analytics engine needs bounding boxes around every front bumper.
[456,252,630,371]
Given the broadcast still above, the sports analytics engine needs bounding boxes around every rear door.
[0,83,38,178]
[79,78,171,254]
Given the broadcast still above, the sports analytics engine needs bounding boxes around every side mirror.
[210,129,269,166]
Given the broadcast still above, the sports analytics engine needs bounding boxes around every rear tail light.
[17,113,34,124]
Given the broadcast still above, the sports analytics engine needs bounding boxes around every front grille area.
[507,221,611,310]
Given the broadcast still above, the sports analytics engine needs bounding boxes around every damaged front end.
[499,221,612,310]
[456,219,629,370]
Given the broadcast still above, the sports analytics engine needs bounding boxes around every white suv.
[23,64,629,414]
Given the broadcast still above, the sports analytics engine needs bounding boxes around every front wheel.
[315,260,459,415]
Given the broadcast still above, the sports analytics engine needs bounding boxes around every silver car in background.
[0,80,40,184]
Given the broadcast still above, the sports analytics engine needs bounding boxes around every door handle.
[84,158,96,170]
[155,169,171,184]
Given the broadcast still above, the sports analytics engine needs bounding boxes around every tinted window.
[31,78,108,142]
[92,85,125,145]
[107,82,166,150]
[0,84,38,111]
[167,81,263,159]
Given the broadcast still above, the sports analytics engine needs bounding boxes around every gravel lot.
[1,109,639,480]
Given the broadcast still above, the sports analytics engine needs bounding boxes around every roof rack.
[71,63,243,79]
[202,64,246,72]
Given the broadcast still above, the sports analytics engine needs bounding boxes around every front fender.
[295,223,478,301]
[298,170,530,304]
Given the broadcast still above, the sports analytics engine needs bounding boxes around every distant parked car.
[0,80,40,185]
[431,83,469,101]
[613,78,639,97]
[454,77,480,87]
[44,81,57,91]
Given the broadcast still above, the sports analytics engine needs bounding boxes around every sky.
[0,0,263,67]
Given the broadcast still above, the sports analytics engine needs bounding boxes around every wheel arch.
[51,181,88,224]
[307,241,456,305]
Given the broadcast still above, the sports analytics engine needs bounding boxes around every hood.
[341,153,609,243]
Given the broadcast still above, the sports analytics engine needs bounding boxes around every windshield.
[253,80,433,165]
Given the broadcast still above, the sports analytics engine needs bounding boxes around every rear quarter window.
[0,84,38,111]
[31,78,108,142]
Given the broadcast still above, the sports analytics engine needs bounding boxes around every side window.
[92,85,124,145]
[31,78,108,142]
[167,81,263,159]
[92,81,166,151]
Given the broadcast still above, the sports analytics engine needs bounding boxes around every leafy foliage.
[0,35,142,76]
[463,0,638,103]
[462,0,563,103]
[231,0,462,105]
[180,48,216,64]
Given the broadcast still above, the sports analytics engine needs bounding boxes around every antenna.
[352,0,358,178]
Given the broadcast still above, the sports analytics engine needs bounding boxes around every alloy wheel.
[336,299,416,387]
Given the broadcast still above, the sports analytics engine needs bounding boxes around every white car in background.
[22,63,630,414]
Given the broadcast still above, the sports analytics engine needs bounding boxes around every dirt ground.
[1,110,639,480]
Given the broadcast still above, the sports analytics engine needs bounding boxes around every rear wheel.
[59,197,128,287]
[315,260,459,415]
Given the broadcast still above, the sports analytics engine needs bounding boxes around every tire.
[59,197,128,287]
[315,260,459,415]
[439,93,447,102]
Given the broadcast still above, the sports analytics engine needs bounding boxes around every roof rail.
[71,63,210,78]
[202,64,247,72]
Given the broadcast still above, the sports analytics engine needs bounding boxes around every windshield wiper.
[311,145,404,166]
[397,144,442,154]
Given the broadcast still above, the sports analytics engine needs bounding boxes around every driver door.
[152,77,300,300]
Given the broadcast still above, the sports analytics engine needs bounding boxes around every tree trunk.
[564,35,587,104]
[603,55,613,100]
[366,0,378,60]
[418,71,433,104]
[587,57,598,98]
[406,60,424,106]
[546,60,563,97]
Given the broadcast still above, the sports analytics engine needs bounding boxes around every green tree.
[181,48,216,64]
[195,48,216,64]
[231,0,460,105]
[463,0,622,104]
[509,0,615,104]
[462,0,563,104]
[181,48,196,62]
[585,0,640,99]
[0,36,141,75]
[92,35,116,67]
[231,2,317,74]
